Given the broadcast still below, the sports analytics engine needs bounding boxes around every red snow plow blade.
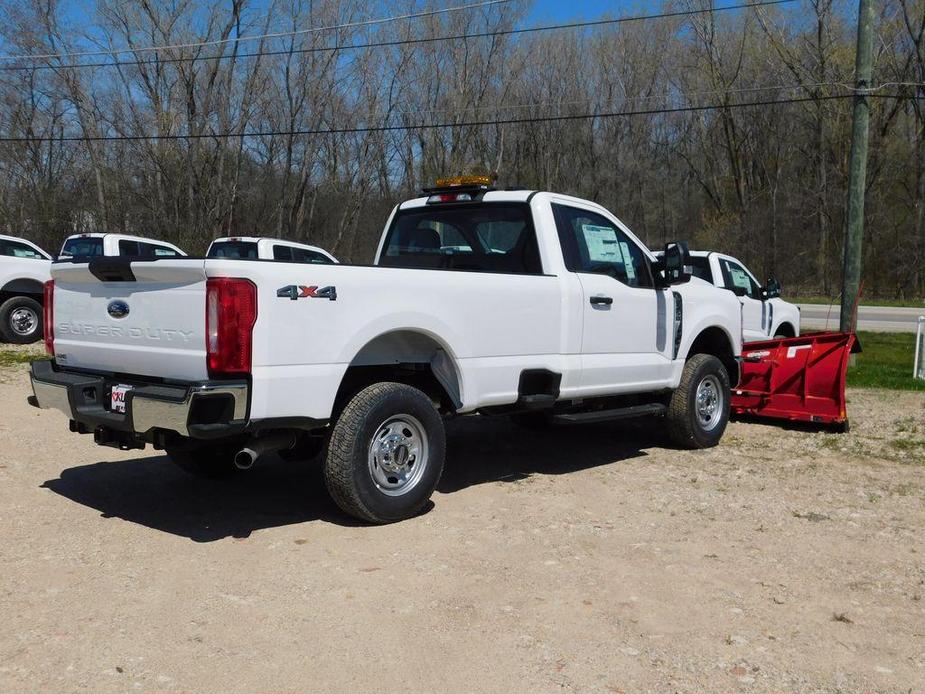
[731,332,861,431]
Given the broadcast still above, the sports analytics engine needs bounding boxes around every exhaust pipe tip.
[234,448,257,470]
[233,432,297,470]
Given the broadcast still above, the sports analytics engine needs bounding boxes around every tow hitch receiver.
[93,426,146,451]
[731,332,861,431]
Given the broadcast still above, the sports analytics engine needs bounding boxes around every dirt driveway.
[1,363,923,693]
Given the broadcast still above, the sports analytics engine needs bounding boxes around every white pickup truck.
[688,251,800,342]
[0,234,53,343]
[29,180,744,523]
[59,233,186,260]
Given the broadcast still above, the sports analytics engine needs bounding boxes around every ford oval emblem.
[107,300,130,319]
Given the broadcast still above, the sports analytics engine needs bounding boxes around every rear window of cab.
[208,241,258,259]
[379,203,542,275]
[60,237,104,258]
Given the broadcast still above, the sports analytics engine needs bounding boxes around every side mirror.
[762,277,781,300]
[659,241,691,285]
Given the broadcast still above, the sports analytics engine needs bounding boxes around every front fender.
[674,283,743,359]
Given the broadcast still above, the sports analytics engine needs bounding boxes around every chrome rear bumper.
[29,359,248,440]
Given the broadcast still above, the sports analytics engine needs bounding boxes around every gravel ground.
[0,363,923,693]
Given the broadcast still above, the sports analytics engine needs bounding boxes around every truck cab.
[59,233,186,260]
[207,237,337,264]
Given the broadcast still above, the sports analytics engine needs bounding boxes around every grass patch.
[790,295,924,308]
[847,332,925,391]
[0,349,39,367]
[889,438,925,452]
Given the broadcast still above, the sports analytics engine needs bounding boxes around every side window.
[0,240,44,259]
[119,240,141,255]
[293,248,333,264]
[150,244,179,257]
[551,204,654,288]
[273,245,293,261]
[719,259,760,299]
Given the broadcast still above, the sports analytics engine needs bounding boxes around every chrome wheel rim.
[367,414,429,496]
[695,374,723,431]
[10,307,38,336]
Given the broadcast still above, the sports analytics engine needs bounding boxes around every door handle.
[590,296,613,306]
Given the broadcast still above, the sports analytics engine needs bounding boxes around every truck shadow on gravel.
[40,417,659,541]
[438,416,653,493]
[41,456,347,542]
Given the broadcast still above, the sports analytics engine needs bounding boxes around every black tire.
[165,441,241,478]
[666,354,730,449]
[0,296,43,344]
[324,382,445,524]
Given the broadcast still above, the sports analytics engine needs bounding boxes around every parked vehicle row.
[0,233,339,343]
[32,177,749,523]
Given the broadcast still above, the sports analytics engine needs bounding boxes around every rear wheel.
[666,354,730,449]
[0,296,43,344]
[324,382,445,524]
[165,441,241,478]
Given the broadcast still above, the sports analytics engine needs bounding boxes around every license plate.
[111,384,132,413]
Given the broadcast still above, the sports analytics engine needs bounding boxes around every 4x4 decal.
[277,285,337,301]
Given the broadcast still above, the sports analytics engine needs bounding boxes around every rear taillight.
[43,280,54,356]
[206,278,257,376]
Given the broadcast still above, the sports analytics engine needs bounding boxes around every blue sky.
[524,0,779,22]
[526,0,619,21]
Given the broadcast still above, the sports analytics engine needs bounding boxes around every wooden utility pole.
[840,0,875,332]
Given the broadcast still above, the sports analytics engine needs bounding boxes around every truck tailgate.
[51,260,209,381]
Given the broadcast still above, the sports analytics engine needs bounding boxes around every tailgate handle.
[88,258,136,282]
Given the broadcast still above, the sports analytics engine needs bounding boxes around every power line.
[352,81,877,120]
[0,0,513,62]
[0,0,798,72]
[0,92,890,145]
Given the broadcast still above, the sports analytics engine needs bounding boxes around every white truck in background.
[30,178,744,524]
[0,234,53,343]
[59,233,186,260]
[687,251,800,342]
[207,237,337,264]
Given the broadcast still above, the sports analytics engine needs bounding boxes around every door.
[552,203,672,395]
[717,257,766,341]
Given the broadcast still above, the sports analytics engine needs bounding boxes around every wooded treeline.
[0,0,923,298]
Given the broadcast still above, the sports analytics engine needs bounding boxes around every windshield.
[208,241,258,259]
[60,237,104,259]
[379,203,541,274]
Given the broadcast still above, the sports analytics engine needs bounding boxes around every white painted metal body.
[48,191,744,424]
[0,234,53,295]
[915,316,925,380]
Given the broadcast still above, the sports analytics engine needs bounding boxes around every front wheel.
[666,354,730,449]
[0,296,43,344]
[324,382,445,524]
